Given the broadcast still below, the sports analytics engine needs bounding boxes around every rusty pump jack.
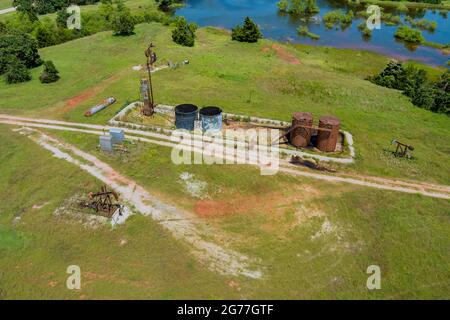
[80,185,122,217]
[391,139,414,158]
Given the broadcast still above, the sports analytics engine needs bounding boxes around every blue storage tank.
[175,104,198,131]
[109,128,124,144]
[200,106,223,132]
[99,135,113,152]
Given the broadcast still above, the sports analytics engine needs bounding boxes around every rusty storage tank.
[175,104,198,131]
[317,116,340,152]
[290,112,313,148]
[200,106,223,132]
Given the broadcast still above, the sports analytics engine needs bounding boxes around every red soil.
[262,44,301,65]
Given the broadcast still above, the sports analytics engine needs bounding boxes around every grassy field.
[0,23,449,185]
[0,20,449,299]
[0,0,11,10]
[0,126,448,299]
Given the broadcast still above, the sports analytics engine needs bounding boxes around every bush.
[33,20,58,48]
[277,0,319,15]
[394,26,424,44]
[297,25,320,40]
[368,61,449,115]
[3,57,31,84]
[231,17,262,43]
[323,10,354,29]
[432,71,449,114]
[39,60,60,83]
[111,5,135,36]
[172,16,197,47]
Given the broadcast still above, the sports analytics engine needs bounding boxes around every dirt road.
[14,127,262,279]
[0,114,449,200]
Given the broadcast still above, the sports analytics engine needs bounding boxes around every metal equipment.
[316,116,340,152]
[200,106,223,132]
[142,42,157,116]
[290,112,313,148]
[391,139,414,158]
[175,104,198,131]
[80,185,122,217]
[84,97,116,117]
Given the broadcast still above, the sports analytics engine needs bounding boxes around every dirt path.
[0,7,15,15]
[13,127,263,279]
[0,115,449,200]
[262,44,301,65]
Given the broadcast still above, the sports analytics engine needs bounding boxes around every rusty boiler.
[316,116,340,152]
[290,112,313,148]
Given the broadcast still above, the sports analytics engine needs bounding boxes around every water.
[176,0,450,66]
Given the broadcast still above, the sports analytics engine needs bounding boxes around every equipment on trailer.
[391,140,414,158]
[80,185,122,217]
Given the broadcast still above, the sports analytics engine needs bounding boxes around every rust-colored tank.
[317,116,340,152]
[290,112,313,148]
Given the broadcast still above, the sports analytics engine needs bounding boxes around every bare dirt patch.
[262,44,301,65]
[193,187,317,219]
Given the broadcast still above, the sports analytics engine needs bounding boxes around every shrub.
[39,60,60,83]
[33,21,58,48]
[358,22,372,38]
[277,0,319,15]
[172,16,197,47]
[297,25,320,40]
[111,6,135,36]
[432,71,449,114]
[394,26,424,44]
[323,10,354,29]
[368,61,449,115]
[231,17,262,43]
[3,57,31,84]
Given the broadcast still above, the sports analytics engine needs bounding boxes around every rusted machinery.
[290,112,313,148]
[80,185,122,217]
[391,139,414,158]
[316,116,341,152]
[142,42,158,116]
[276,113,340,152]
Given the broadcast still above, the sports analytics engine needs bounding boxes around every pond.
[176,0,450,67]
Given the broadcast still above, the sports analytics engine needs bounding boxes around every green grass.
[0,23,448,186]
[1,126,448,299]
[0,0,11,10]
[0,21,449,299]
[0,126,237,299]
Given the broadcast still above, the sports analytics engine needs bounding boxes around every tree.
[39,60,60,83]
[157,0,175,11]
[231,17,262,43]
[432,71,450,115]
[172,16,197,47]
[33,21,58,48]
[3,57,32,84]
[13,0,38,22]
[0,31,42,73]
[56,8,71,29]
[111,6,135,35]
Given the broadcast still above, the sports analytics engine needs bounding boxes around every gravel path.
[14,127,263,279]
[0,7,15,15]
[1,115,449,199]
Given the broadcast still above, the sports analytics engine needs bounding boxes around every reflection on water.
[176,0,450,66]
